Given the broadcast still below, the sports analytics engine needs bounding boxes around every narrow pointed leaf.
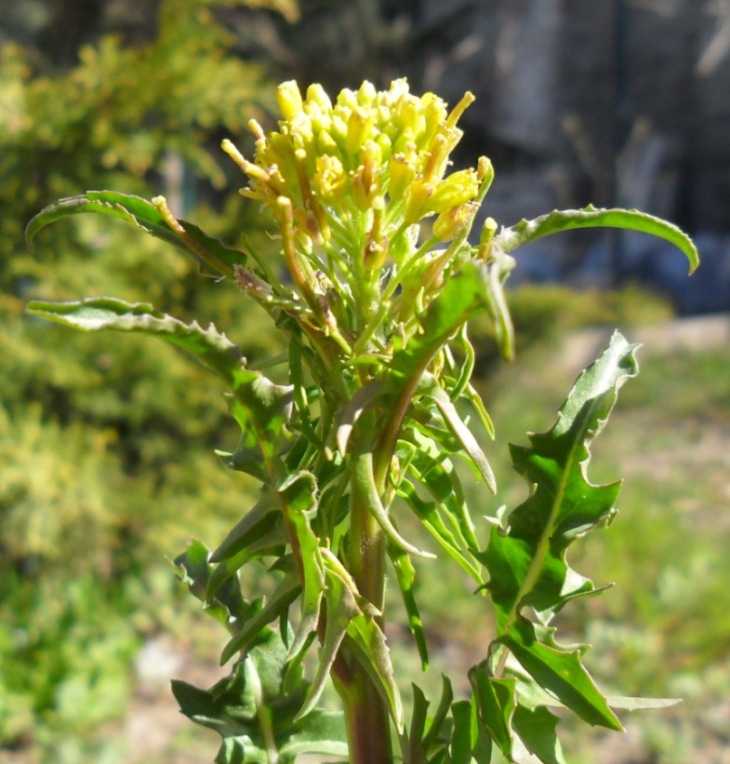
[390,261,488,384]
[496,206,699,273]
[396,478,482,581]
[26,190,247,275]
[211,491,281,563]
[26,297,244,380]
[607,696,681,710]
[219,575,301,663]
[390,548,429,669]
[469,667,517,758]
[275,471,325,663]
[353,451,435,559]
[421,676,454,753]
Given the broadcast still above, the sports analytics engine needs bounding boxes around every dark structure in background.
[4,0,730,312]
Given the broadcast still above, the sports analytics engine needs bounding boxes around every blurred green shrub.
[0,0,293,752]
[470,282,674,375]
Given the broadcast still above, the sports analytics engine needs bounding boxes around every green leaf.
[482,331,639,629]
[172,540,254,632]
[501,618,622,731]
[26,297,296,481]
[421,380,496,494]
[396,477,482,582]
[219,574,301,662]
[278,710,349,758]
[469,666,516,758]
[353,451,435,559]
[607,695,681,710]
[478,332,638,734]
[295,553,358,720]
[390,548,429,670]
[422,676,454,752]
[172,628,346,764]
[211,490,282,563]
[496,206,699,274]
[390,262,488,385]
[512,705,566,764]
[26,297,245,382]
[450,699,492,764]
[278,471,326,663]
[221,472,325,666]
[25,190,247,276]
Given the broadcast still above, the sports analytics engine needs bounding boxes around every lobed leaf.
[173,628,346,764]
[172,540,254,633]
[482,331,639,630]
[477,332,638,741]
[501,618,622,731]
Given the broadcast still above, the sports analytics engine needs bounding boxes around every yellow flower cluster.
[223,79,491,249]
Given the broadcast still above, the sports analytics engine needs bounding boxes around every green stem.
[335,446,392,764]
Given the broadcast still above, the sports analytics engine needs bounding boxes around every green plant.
[24,79,698,763]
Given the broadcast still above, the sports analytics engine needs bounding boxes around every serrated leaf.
[26,297,244,378]
[482,332,639,630]
[27,297,294,475]
[502,617,622,731]
[496,206,699,274]
[173,628,345,764]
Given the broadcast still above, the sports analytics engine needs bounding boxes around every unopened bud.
[277,80,304,121]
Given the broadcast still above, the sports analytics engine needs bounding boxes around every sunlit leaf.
[496,205,699,274]
[26,190,247,276]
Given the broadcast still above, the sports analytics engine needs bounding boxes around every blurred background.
[1,1,729,762]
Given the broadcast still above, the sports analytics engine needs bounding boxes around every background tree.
[0,0,296,754]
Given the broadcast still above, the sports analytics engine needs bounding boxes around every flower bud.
[388,153,416,202]
[306,82,332,112]
[346,107,374,157]
[277,80,303,121]
[404,179,434,224]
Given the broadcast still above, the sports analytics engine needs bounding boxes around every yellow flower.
[223,78,492,310]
